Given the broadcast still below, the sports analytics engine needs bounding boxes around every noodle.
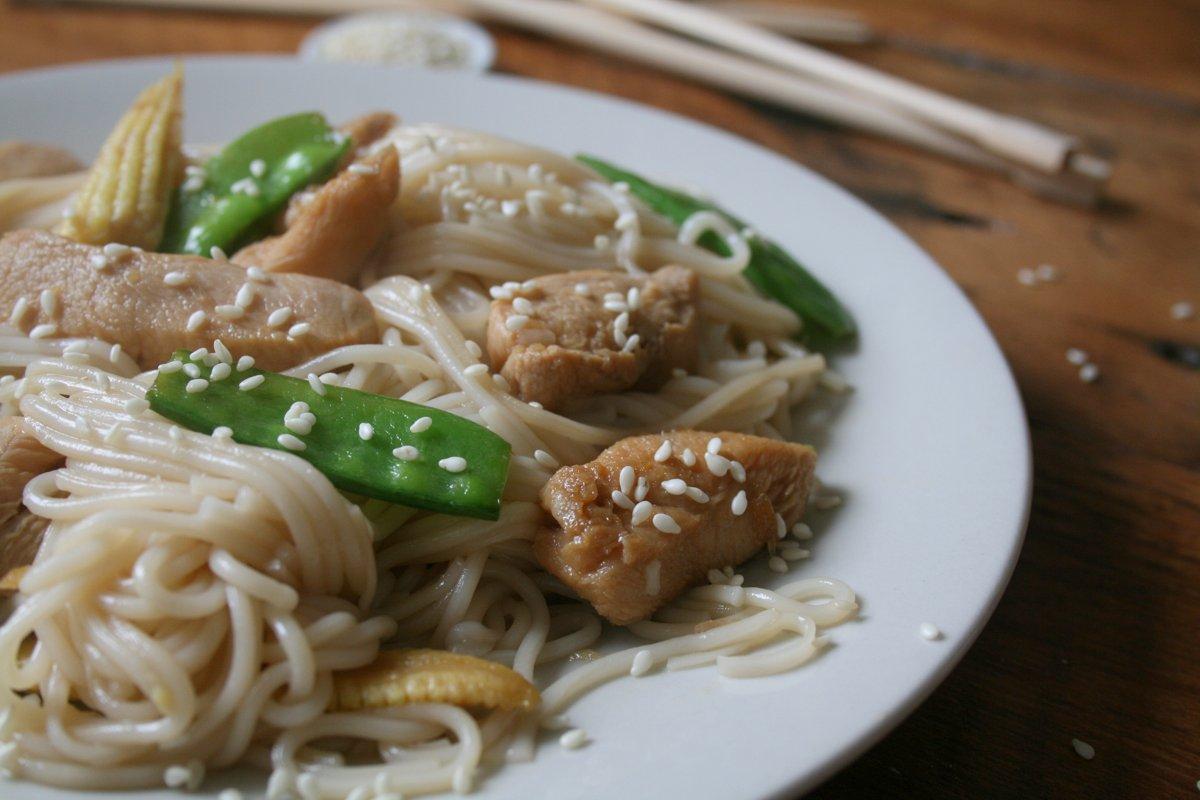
[0,123,857,797]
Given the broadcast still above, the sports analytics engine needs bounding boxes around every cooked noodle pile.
[0,124,856,797]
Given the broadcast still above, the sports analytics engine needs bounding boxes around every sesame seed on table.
[1,0,1197,796]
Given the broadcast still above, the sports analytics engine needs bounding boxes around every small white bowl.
[299,12,496,73]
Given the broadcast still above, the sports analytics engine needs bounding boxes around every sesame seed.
[1066,348,1088,365]
[662,478,687,495]
[410,416,433,433]
[1171,301,1194,320]
[439,456,467,472]
[768,555,788,573]
[465,340,483,358]
[190,347,209,361]
[183,363,201,378]
[534,449,558,468]
[124,397,150,415]
[814,493,842,510]
[358,423,374,440]
[213,339,232,364]
[1079,363,1100,383]
[500,199,521,218]
[613,327,628,349]
[246,266,268,283]
[185,378,209,394]
[1071,739,1095,760]
[613,181,630,193]
[708,569,728,585]
[236,355,255,372]
[277,433,306,451]
[634,476,649,501]
[779,545,810,561]
[559,729,588,750]
[489,285,514,301]
[285,402,309,419]
[593,234,610,249]
[1017,268,1037,286]
[163,270,189,287]
[627,287,641,310]
[619,465,635,495]
[235,283,256,309]
[574,283,589,295]
[621,334,641,352]
[705,452,730,476]
[681,448,696,467]
[706,437,723,455]
[267,307,293,328]
[285,415,314,435]
[89,252,111,271]
[631,500,653,526]
[685,486,709,503]
[1035,264,1059,281]
[210,246,228,261]
[919,622,942,641]
[505,314,530,331]
[529,401,543,409]
[212,426,233,441]
[653,440,672,462]
[214,304,245,320]
[775,513,787,538]
[728,461,746,483]
[611,490,634,509]
[249,159,266,178]
[159,360,183,374]
[792,522,813,539]
[731,490,747,516]
[614,211,637,231]
[306,373,326,396]
[513,297,534,315]
[464,363,488,377]
[29,323,57,339]
[393,445,420,461]
[109,343,122,363]
[102,242,131,259]
[613,311,630,334]
[287,322,311,339]
[652,513,681,534]
[39,288,58,317]
[238,375,265,391]
[603,299,627,313]
[210,363,231,381]
[630,649,653,677]
[186,310,207,332]
[62,351,88,364]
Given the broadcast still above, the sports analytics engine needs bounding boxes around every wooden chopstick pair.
[59,0,1110,203]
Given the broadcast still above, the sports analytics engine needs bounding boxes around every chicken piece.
[0,141,83,181]
[0,417,62,580]
[537,431,816,625]
[340,111,399,154]
[487,266,699,410]
[0,230,378,371]
[233,147,399,284]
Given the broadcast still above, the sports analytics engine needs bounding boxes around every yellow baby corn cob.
[56,67,183,248]
[331,649,540,713]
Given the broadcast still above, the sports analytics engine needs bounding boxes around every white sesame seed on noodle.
[102,242,131,259]
[124,397,150,415]
[775,513,788,538]
[236,355,255,372]
[529,401,543,410]
[652,513,680,534]
[209,363,231,381]
[465,340,483,358]
[246,266,269,283]
[534,449,558,468]
[8,296,30,327]
[768,556,788,574]
[306,374,326,396]
[267,307,293,328]
[159,360,183,374]
[277,433,306,451]
[29,323,57,339]
[394,445,419,461]
[559,729,588,750]
[512,297,534,315]
[214,304,245,320]
[464,363,488,376]
[410,416,433,433]
[190,347,208,361]
[39,288,58,317]
[235,283,256,308]
[918,623,942,641]
[318,372,342,386]
[287,322,312,339]
[505,315,530,331]
[185,379,209,394]
[238,375,265,391]
[185,310,207,332]
[183,363,201,378]
[792,522,813,539]
[163,270,189,287]
[213,339,232,364]
[439,456,467,473]
[212,426,233,441]
[630,650,653,677]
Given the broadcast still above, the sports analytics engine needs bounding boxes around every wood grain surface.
[2,1,1198,797]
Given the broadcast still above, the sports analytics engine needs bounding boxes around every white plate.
[0,57,1031,800]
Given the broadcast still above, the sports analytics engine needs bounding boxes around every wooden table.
[2,1,1197,796]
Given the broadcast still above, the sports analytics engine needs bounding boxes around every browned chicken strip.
[487,266,699,411]
[0,417,62,580]
[0,230,379,371]
[537,430,817,625]
[233,147,399,285]
[0,141,83,181]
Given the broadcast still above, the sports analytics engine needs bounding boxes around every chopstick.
[582,0,1108,185]
[697,1,874,44]
[60,0,1107,202]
